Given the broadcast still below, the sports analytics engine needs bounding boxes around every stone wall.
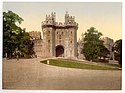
[30,12,78,58]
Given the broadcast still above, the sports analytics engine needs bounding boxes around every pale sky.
[3,2,122,41]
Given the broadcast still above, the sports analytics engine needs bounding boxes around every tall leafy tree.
[113,39,122,65]
[81,27,109,61]
[3,10,24,58]
[3,10,34,58]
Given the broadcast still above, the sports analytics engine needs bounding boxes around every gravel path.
[2,58,122,90]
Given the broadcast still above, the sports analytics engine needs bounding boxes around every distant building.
[77,37,114,60]
[77,38,85,59]
[29,12,78,58]
[102,37,114,59]
[28,31,41,40]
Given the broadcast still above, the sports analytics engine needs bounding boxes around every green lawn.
[40,59,121,70]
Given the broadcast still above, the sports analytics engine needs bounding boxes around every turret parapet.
[42,12,56,26]
[64,11,77,25]
[42,12,78,29]
[28,31,42,40]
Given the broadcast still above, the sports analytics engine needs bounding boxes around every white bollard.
[47,60,49,64]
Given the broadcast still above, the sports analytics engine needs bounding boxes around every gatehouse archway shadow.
[56,45,64,57]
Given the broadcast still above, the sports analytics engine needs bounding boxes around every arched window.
[48,31,50,33]
[71,31,72,34]
[47,31,50,36]
[59,35,61,39]
[48,40,50,43]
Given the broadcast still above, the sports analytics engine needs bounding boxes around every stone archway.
[56,45,64,57]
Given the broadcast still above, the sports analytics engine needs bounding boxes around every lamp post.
[112,45,115,61]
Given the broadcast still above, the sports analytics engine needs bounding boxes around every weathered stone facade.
[30,12,78,58]
[28,31,41,40]
[102,37,114,59]
[77,38,85,59]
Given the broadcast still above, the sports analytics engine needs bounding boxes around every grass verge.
[40,59,121,70]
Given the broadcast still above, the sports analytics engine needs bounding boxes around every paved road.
[2,58,122,90]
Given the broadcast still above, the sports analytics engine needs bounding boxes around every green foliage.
[3,10,34,58]
[17,30,35,58]
[81,27,109,61]
[113,39,122,65]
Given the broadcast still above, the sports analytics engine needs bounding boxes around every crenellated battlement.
[28,31,41,40]
[42,12,78,28]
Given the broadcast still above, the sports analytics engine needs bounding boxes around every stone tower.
[42,12,56,57]
[41,12,78,58]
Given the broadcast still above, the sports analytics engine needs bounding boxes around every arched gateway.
[32,12,78,58]
[56,45,64,57]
